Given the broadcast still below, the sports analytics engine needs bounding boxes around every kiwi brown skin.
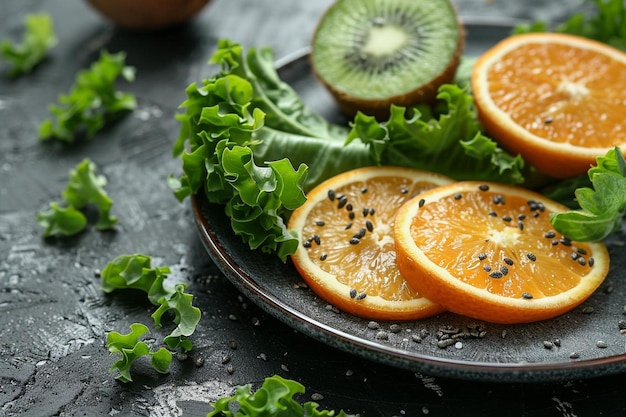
[310,2,465,120]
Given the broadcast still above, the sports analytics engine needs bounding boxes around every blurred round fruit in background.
[85,0,211,30]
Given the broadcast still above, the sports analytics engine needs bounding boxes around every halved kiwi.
[310,0,464,119]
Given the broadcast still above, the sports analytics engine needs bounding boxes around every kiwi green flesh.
[311,0,462,112]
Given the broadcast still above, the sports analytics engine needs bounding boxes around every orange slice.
[287,166,452,321]
[471,32,626,179]
[394,181,610,324]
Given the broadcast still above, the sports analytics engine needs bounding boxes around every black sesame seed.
[454,193,462,200]
[560,237,572,246]
[369,208,375,215]
[313,234,321,245]
[578,257,587,266]
[362,207,369,217]
[545,231,556,238]
[346,203,353,211]
[328,189,336,201]
[544,117,553,124]
[418,198,425,208]
[570,252,579,261]
[503,257,514,266]
[320,253,327,261]
[522,292,533,299]
[518,221,524,231]
[483,265,492,272]
[350,288,357,299]
[349,237,360,245]
[349,212,355,220]
[366,220,374,232]
[518,214,526,221]
[577,247,588,255]
[551,239,559,246]
[353,227,366,239]
[527,253,537,262]
[478,253,487,261]
[488,211,497,217]
[337,196,348,209]
[315,220,325,227]
[589,257,595,267]
[502,215,512,222]
[303,241,311,248]
[478,184,490,191]
[356,293,367,300]
[500,266,509,276]
[489,271,504,279]
[493,195,506,205]
[345,222,353,230]
[401,188,409,194]
[361,187,368,194]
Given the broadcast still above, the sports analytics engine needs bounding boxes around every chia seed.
[376,331,389,340]
[368,321,380,330]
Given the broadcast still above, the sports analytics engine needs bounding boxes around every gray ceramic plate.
[193,20,626,382]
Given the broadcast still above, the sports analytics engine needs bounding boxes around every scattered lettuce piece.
[513,0,626,51]
[36,202,87,238]
[551,147,626,241]
[0,13,57,78]
[39,50,136,142]
[107,323,172,383]
[101,254,201,353]
[170,39,525,260]
[207,375,351,417]
[36,158,117,237]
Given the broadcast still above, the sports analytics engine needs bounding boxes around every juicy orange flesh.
[487,42,626,147]
[410,190,597,299]
[300,177,438,301]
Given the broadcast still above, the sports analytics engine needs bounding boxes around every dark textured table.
[2,0,626,416]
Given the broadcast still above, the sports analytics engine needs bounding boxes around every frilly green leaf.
[107,323,172,383]
[207,375,352,417]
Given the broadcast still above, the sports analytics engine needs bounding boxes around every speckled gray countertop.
[3,1,626,416]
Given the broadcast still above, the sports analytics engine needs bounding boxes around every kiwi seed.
[310,0,464,119]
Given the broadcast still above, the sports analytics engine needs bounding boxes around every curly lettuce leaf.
[1,13,57,78]
[36,158,116,237]
[207,375,351,417]
[551,147,626,241]
[107,323,172,383]
[36,202,87,238]
[152,283,202,351]
[39,50,136,142]
[514,0,626,51]
[101,254,201,355]
[346,85,526,184]
[63,158,117,230]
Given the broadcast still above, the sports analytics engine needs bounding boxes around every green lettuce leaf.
[207,375,351,417]
[39,50,136,142]
[1,13,57,78]
[514,0,626,51]
[551,147,626,241]
[171,39,526,260]
[36,158,116,237]
[107,323,172,383]
[346,85,526,184]
[36,202,87,238]
[101,253,201,354]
